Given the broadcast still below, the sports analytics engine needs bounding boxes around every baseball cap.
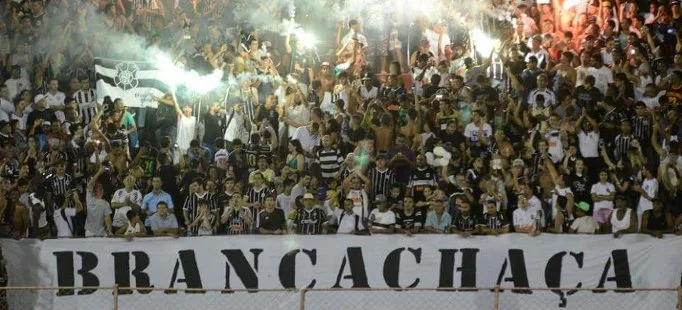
[513,158,525,167]
[34,94,45,104]
[375,194,387,203]
[485,199,497,205]
[303,193,315,200]
[42,121,52,126]
[320,62,331,67]
[575,201,590,212]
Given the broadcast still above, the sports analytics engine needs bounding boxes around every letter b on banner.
[53,251,100,296]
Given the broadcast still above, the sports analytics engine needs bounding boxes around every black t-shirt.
[452,213,479,232]
[569,173,591,203]
[395,208,424,229]
[471,86,499,103]
[202,112,223,146]
[258,208,286,231]
[572,86,603,112]
[255,105,280,135]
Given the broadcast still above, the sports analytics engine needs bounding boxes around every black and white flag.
[94,58,169,108]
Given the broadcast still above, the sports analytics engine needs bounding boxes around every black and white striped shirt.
[73,88,97,126]
[183,191,217,234]
[612,134,634,161]
[631,116,651,141]
[245,185,275,228]
[368,167,394,202]
[482,213,508,230]
[294,207,327,235]
[315,148,344,179]
[223,208,250,235]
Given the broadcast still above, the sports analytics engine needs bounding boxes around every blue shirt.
[142,190,174,226]
[149,213,179,231]
[424,210,452,233]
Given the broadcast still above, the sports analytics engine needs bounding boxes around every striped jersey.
[482,213,508,230]
[223,207,251,235]
[631,116,651,141]
[612,134,634,161]
[183,191,218,234]
[395,208,424,230]
[315,148,344,179]
[294,207,327,235]
[73,88,97,126]
[368,167,394,203]
[245,185,275,229]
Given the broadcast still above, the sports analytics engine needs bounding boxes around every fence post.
[678,286,681,310]
[493,286,500,310]
[299,289,306,310]
[113,285,119,310]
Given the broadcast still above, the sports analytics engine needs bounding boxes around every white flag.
[94,58,168,108]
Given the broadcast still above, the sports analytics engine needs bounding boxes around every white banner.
[1,235,681,309]
[94,58,168,108]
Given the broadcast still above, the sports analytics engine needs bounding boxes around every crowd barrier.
[0,286,679,309]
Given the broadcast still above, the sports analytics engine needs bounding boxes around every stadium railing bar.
[0,285,679,309]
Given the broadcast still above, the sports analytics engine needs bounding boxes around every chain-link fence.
[0,286,679,309]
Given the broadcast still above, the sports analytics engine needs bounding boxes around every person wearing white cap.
[26,94,56,146]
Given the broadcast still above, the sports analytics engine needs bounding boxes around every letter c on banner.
[383,248,422,288]
[279,249,317,289]
[544,251,584,307]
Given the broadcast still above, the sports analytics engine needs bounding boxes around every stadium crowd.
[0,0,680,240]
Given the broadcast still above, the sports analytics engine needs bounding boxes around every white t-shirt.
[463,122,492,145]
[637,178,658,214]
[369,209,396,230]
[513,207,536,229]
[577,130,600,158]
[586,66,613,94]
[591,182,616,212]
[111,188,143,227]
[571,216,599,234]
[176,115,197,152]
[551,186,573,220]
[54,207,77,238]
[44,91,66,122]
[544,129,564,163]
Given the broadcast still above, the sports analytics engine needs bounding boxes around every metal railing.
[0,286,679,309]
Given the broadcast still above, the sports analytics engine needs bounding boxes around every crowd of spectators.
[0,0,681,241]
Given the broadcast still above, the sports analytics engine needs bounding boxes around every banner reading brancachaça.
[1,235,681,309]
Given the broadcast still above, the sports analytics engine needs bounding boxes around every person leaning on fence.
[478,200,509,235]
[569,201,599,234]
[150,201,180,237]
[368,194,396,234]
[424,200,451,234]
[53,188,83,238]
[609,194,638,238]
[294,193,328,235]
[258,195,286,235]
[640,199,674,238]
[117,210,146,241]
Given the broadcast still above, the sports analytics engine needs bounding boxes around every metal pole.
[113,284,119,310]
[493,286,500,310]
[299,289,306,310]
[677,286,681,310]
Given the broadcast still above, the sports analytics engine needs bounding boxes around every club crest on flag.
[114,62,139,90]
